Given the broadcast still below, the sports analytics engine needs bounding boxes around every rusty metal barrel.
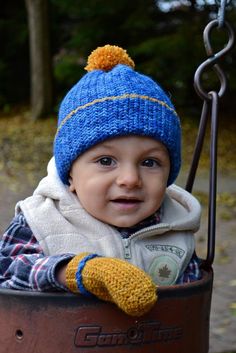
[0,268,212,353]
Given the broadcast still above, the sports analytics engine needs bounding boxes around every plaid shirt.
[0,213,201,291]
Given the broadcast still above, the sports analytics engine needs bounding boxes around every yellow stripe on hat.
[56,93,177,136]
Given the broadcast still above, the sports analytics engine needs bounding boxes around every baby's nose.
[116,165,142,188]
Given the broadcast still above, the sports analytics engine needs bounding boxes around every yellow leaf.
[229,279,236,287]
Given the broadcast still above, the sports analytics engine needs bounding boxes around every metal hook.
[194,20,235,101]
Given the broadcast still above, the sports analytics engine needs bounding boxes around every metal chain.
[185,1,235,267]
[217,0,232,27]
[215,0,232,5]
[193,20,234,101]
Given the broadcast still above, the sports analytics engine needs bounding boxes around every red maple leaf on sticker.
[158,265,171,279]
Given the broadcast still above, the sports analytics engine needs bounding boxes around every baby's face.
[69,135,170,228]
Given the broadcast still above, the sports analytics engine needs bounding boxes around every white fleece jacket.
[16,158,201,285]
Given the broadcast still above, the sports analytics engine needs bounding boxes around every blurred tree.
[51,0,236,114]
[25,0,53,119]
[1,0,235,117]
[51,0,165,98]
[0,2,29,109]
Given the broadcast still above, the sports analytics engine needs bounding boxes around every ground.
[178,172,236,353]
[0,112,235,352]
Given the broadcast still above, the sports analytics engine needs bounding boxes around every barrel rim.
[0,268,213,302]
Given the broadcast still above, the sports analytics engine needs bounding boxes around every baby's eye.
[141,159,159,168]
[97,157,115,166]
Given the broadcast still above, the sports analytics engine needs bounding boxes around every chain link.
[217,0,233,27]
[194,20,234,101]
[218,0,227,27]
[215,0,232,5]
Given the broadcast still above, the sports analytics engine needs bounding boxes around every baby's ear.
[68,176,75,192]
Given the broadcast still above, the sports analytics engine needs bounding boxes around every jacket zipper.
[122,223,170,259]
[131,223,170,238]
[123,238,132,259]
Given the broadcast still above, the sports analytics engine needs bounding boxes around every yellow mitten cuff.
[65,252,91,293]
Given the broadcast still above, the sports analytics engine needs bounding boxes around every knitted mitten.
[66,253,157,316]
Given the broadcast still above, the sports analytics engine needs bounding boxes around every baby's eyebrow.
[88,145,113,156]
[144,146,165,152]
[93,146,168,156]
[98,143,112,149]
[93,143,115,151]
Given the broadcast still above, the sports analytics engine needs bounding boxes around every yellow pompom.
[85,44,135,72]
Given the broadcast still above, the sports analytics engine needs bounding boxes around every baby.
[0,45,201,316]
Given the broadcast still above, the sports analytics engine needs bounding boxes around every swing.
[0,2,234,352]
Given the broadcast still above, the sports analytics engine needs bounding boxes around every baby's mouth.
[111,197,141,203]
[112,199,141,204]
[110,197,142,209]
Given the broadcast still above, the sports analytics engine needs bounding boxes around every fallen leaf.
[229,279,236,287]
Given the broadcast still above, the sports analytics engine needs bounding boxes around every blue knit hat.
[54,45,181,186]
